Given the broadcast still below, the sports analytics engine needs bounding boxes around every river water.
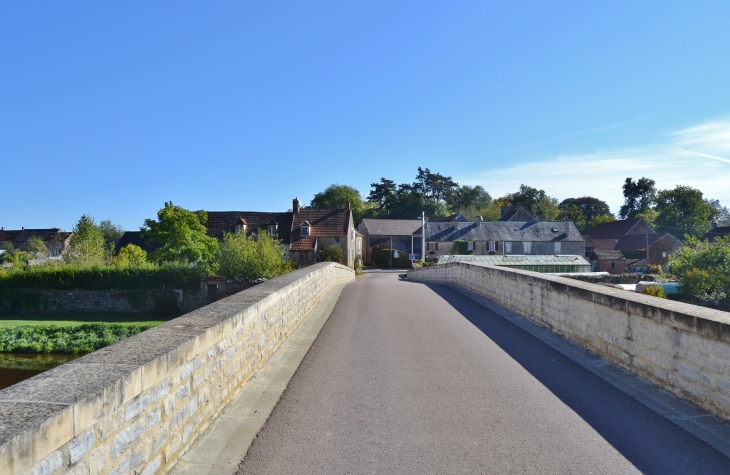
[0,353,81,390]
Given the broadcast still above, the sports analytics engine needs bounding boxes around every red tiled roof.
[587,219,655,240]
[593,239,619,250]
[615,233,666,251]
[593,250,626,260]
[289,209,351,251]
[290,237,316,251]
[702,226,730,243]
[204,211,293,243]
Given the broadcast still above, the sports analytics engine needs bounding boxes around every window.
[662,252,667,258]
[299,251,308,260]
[234,224,246,234]
[505,242,512,253]
[611,262,615,268]
[427,242,437,251]
[467,241,474,252]
[554,242,561,253]
[357,241,361,251]
[488,241,495,252]
[301,226,310,237]
[268,225,277,237]
[524,242,532,253]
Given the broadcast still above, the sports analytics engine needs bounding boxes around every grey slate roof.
[438,254,591,267]
[425,221,583,242]
[359,219,422,236]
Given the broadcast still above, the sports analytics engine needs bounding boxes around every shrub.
[113,244,148,267]
[670,236,730,301]
[0,323,157,354]
[640,285,667,298]
[217,231,292,279]
[320,244,345,264]
[0,262,202,291]
[451,240,468,255]
[354,256,363,274]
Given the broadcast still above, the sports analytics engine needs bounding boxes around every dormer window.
[267,219,278,237]
[234,218,247,235]
[300,221,311,237]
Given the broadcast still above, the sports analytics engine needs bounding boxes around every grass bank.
[0,313,166,328]
[0,322,159,354]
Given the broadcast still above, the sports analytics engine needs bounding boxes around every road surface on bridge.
[237,270,730,474]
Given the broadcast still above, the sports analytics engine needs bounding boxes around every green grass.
[0,313,166,328]
[0,322,160,354]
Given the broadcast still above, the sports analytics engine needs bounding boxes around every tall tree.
[707,199,730,227]
[310,184,366,224]
[99,220,124,256]
[619,177,656,219]
[367,178,396,212]
[450,185,493,221]
[64,215,106,265]
[141,202,219,269]
[559,197,612,223]
[500,184,560,221]
[655,186,713,239]
[24,236,49,257]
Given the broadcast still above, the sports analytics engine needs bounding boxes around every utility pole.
[422,211,426,263]
[390,236,393,269]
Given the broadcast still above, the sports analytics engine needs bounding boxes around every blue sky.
[2,1,730,231]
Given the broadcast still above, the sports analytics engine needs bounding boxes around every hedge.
[0,263,202,291]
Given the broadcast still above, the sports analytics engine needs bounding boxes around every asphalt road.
[238,271,730,474]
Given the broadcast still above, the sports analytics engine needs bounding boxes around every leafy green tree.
[0,242,30,267]
[113,244,148,267]
[217,231,291,279]
[141,203,219,270]
[24,236,48,257]
[670,236,730,302]
[619,177,656,219]
[450,186,493,220]
[559,205,587,233]
[367,178,397,213]
[654,185,713,239]
[635,208,659,227]
[414,167,458,204]
[559,197,612,224]
[319,244,345,264]
[707,199,730,227]
[64,215,106,265]
[310,184,366,224]
[99,220,124,257]
[499,184,560,221]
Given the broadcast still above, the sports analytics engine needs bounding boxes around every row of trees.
[307,168,728,238]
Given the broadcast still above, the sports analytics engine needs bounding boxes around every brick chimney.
[346,198,351,210]
[293,198,300,214]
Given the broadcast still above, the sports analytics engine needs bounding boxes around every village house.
[358,218,423,265]
[586,218,683,272]
[701,222,730,243]
[423,216,586,262]
[0,227,73,257]
[117,198,357,268]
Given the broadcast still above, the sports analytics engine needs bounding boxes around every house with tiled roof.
[289,199,356,267]
[358,218,423,265]
[0,227,73,257]
[498,204,536,222]
[701,223,730,243]
[423,219,585,265]
[586,218,682,272]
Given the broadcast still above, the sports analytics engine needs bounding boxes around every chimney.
[475,216,482,223]
[500,206,509,217]
[536,215,541,222]
[564,217,569,237]
[346,198,351,210]
[22,227,25,231]
[711,222,718,230]
[1,227,3,231]
[516,202,523,210]
[293,198,300,214]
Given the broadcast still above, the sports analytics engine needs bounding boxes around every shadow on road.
[411,280,730,475]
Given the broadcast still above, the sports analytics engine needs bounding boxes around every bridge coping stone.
[0,262,354,475]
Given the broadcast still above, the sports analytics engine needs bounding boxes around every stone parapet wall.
[0,282,259,316]
[0,262,354,475]
[409,262,730,422]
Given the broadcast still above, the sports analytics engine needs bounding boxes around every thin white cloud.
[461,119,730,215]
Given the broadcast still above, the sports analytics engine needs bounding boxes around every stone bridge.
[3,262,730,474]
